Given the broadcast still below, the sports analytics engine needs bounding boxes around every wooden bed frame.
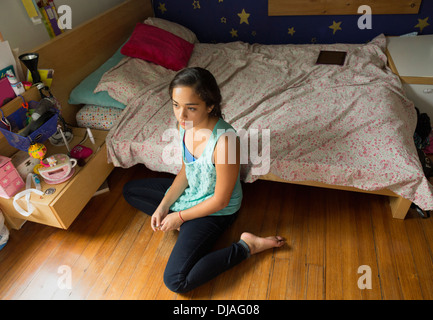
[268,0,422,16]
[2,0,412,220]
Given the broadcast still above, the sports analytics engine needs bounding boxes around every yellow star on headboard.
[415,17,430,33]
[230,28,238,37]
[238,9,250,25]
[329,21,342,35]
[158,2,167,14]
[192,0,200,9]
[288,27,295,36]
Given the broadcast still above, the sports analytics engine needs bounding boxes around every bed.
[64,2,433,219]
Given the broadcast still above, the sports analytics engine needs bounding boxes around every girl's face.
[172,86,213,130]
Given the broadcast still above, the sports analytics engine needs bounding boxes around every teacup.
[38,153,77,183]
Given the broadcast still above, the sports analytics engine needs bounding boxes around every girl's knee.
[122,180,145,202]
[163,269,189,294]
[122,181,133,202]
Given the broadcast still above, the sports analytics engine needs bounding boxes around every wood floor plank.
[352,194,382,300]
[299,185,327,299]
[404,213,433,299]
[267,258,290,299]
[370,197,404,299]
[339,192,363,300]
[305,264,325,300]
[103,214,154,300]
[283,186,309,300]
[136,231,177,300]
[324,191,344,300]
[304,187,326,267]
[387,213,424,299]
[421,213,433,253]
[247,182,283,300]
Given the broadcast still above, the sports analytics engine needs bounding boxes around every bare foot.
[240,232,285,255]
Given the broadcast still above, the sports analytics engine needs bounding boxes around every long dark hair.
[169,67,223,118]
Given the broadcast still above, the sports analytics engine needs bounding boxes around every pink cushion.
[121,23,194,71]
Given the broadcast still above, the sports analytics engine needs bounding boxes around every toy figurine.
[28,142,50,169]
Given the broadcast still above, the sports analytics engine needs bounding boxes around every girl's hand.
[151,206,169,231]
[160,212,184,232]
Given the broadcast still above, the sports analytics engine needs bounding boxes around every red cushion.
[121,23,194,71]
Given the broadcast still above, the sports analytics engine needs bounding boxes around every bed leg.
[388,195,411,219]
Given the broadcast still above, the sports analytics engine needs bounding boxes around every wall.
[0,0,124,52]
[153,0,432,44]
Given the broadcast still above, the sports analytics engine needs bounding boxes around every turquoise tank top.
[170,118,243,216]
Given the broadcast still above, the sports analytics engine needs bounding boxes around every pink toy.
[0,156,25,199]
[70,144,93,159]
[38,154,77,184]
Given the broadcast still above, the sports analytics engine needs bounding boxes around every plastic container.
[6,70,25,96]
[0,211,9,251]
[0,101,59,152]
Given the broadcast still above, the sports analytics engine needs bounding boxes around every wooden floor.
[1,165,433,300]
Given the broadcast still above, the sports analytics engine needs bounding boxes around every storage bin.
[0,99,59,152]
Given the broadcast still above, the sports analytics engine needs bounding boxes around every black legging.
[122,177,250,293]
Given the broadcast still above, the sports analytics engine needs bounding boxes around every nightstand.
[0,87,114,229]
[386,35,433,118]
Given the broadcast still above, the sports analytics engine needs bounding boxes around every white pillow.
[144,17,199,44]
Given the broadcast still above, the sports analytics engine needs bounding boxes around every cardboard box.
[11,150,39,180]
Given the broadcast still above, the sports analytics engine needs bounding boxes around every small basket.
[0,98,59,152]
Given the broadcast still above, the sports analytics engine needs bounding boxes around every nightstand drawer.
[1,162,15,175]
[50,143,113,228]
[0,172,19,188]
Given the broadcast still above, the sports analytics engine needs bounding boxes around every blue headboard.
[153,0,431,44]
